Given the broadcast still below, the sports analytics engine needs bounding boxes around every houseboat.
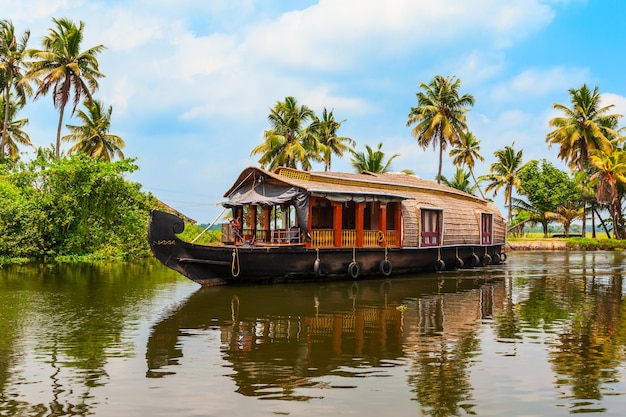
[148,166,506,286]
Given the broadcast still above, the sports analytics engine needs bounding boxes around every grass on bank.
[508,233,626,250]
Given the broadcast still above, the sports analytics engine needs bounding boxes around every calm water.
[1,252,625,417]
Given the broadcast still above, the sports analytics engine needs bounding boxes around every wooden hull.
[148,210,506,286]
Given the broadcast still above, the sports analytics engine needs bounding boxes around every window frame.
[420,208,443,247]
[481,212,493,245]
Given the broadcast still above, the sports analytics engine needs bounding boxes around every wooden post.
[306,197,315,248]
[248,205,257,236]
[394,204,402,246]
[378,203,387,246]
[356,202,365,247]
[332,202,343,247]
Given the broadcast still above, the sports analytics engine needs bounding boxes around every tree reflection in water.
[146,276,505,411]
[2,252,626,417]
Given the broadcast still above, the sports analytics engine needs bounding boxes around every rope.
[384,246,388,262]
[231,247,240,277]
[316,247,320,261]
[437,247,442,261]
[352,246,356,263]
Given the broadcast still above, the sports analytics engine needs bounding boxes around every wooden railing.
[386,230,399,247]
[309,229,400,247]
[311,229,334,247]
[342,230,357,247]
[245,228,401,247]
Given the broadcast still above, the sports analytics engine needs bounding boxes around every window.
[421,209,442,246]
[481,213,493,244]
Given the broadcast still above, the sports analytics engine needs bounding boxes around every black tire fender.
[347,261,360,279]
[455,257,464,269]
[379,259,392,276]
[435,258,446,271]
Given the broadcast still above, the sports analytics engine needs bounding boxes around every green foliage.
[0,149,158,260]
[566,237,626,251]
[518,159,576,213]
[176,223,222,245]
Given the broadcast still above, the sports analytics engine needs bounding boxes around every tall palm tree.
[310,107,354,171]
[441,167,476,194]
[350,142,398,173]
[406,75,474,183]
[546,84,621,171]
[0,94,32,160]
[589,149,626,239]
[0,19,32,160]
[62,99,124,161]
[480,143,524,227]
[449,131,485,197]
[25,17,105,160]
[251,96,317,170]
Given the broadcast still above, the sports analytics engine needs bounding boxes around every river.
[0,251,625,416]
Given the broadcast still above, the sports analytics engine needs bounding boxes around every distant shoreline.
[506,239,569,251]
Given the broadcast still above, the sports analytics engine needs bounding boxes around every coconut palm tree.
[25,17,105,160]
[546,84,621,171]
[251,96,317,170]
[310,107,354,171]
[589,148,626,239]
[0,19,32,160]
[62,99,124,161]
[406,75,474,183]
[480,143,524,227]
[0,94,32,160]
[441,167,476,194]
[350,142,398,173]
[449,131,485,197]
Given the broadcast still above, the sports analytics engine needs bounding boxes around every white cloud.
[601,93,626,118]
[490,67,591,102]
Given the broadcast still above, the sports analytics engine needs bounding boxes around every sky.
[4,0,626,223]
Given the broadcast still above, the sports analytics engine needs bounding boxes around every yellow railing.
[386,230,399,247]
[363,230,381,247]
[342,230,357,247]
[311,229,334,247]
[309,229,401,247]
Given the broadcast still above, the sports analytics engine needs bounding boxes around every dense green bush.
[566,237,626,251]
[0,149,159,260]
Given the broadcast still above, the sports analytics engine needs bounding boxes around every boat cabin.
[221,166,505,250]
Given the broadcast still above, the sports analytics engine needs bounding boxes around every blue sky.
[5,0,626,223]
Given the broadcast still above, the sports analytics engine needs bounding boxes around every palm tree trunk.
[55,103,66,160]
[469,168,485,199]
[437,139,443,184]
[580,202,586,237]
[594,207,611,238]
[1,86,10,159]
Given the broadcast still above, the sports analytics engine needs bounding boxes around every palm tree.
[553,201,584,237]
[441,168,476,194]
[480,143,524,228]
[449,131,485,197]
[310,107,354,171]
[589,149,626,239]
[62,99,124,161]
[0,94,32,160]
[546,84,621,171]
[406,75,474,183]
[0,19,32,160]
[350,142,398,173]
[25,18,105,160]
[251,96,317,170]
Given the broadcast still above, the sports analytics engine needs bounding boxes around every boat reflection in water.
[146,274,505,403]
